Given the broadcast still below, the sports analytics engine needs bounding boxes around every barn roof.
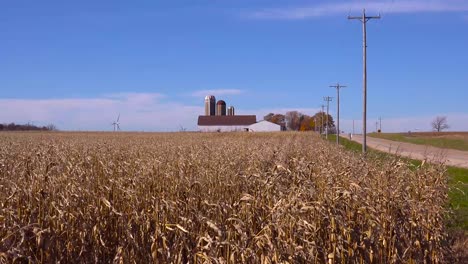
[197,115,257,126]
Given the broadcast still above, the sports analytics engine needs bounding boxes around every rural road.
[348,135,468,169]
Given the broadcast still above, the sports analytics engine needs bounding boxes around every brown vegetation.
[0,132,454,263]
[0,123,57,131]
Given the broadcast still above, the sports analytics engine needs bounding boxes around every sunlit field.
[0,132,453,263]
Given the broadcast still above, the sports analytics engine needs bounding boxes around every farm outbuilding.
[198,115,257,132]
[247,120,281,132]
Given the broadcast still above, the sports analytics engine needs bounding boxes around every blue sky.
[1,0,467,132]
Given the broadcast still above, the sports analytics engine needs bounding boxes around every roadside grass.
[326,134,468,232]
[447,167,468,231]
[368,132,468,151]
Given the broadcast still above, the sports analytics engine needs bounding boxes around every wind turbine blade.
[117,124,121,131]
[117,114,120,122]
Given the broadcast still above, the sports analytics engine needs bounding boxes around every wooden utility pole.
[321,104,325,135]
[323,96,333,139]
[330,83,347,144]
[349,9,380,154]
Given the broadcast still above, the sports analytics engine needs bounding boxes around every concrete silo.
[204,95,216,116]
[227,106,235,116]
[216,100,226,116]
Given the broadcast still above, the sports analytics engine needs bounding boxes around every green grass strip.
[368,132,468,152]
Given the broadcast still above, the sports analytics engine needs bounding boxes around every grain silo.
[204,95,216,116]
[216,100,226,116]
[227,106,235,116]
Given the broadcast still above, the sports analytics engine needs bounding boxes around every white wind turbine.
[111,114,121,132]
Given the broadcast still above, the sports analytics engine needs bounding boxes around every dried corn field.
[0,132,453,263]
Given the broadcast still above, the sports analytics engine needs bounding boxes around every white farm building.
[246,120,281,132]
[197,116,281,132]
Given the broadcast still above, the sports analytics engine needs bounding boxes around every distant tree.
[46,124,58,131]
[264,113,275,122]
[311,112,335,133]
[431,116,449,132]
[265,111,334,132]
[0,122,57,131]
[299,115,315,131]
[285,111,302,131]
[6,123,16,130]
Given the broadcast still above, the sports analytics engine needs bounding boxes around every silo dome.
[204,95,216,116]
[216,100,227,116]
[227,106,235,116]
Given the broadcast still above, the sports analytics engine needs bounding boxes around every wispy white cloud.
[0,93,203,131]
[249,0,468,20]
[191,89,243,97]
[105,92,165,101]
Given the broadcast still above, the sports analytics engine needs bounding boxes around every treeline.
[264,111,335,132]
[0,123,58,131]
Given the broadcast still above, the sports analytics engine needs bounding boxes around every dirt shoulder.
[349,134,468,169]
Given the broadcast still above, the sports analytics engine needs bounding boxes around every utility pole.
[375,121,379,132]
[379,116,382,132]
[321,104,325,135]
[314,117,317,132]
[323,96,333,139]
[349,9,380,154]
[330,83,347,144]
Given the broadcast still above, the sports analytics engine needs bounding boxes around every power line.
[348,9,380,154]
[323,96,333,140]
[329,83,347,145]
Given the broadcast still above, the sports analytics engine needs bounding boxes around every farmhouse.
[197,115,256,132]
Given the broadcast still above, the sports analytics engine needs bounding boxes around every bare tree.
[285,111,301,131]
[264,113,275,121]
[46,124,58,131]
[431,116,449,132]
